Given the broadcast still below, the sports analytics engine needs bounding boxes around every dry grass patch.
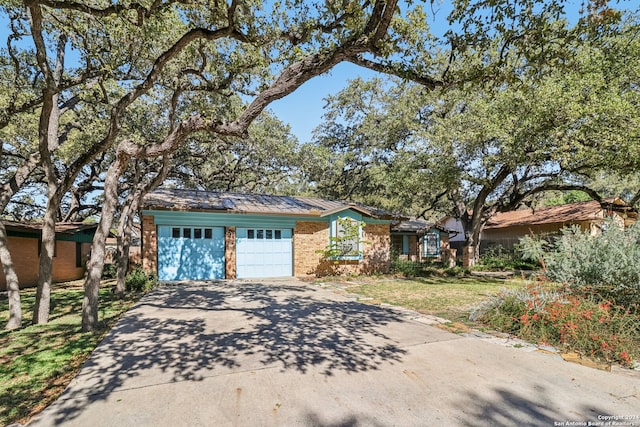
[338,275,527,323]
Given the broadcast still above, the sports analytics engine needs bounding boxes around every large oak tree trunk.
[82,155,130,331]
[32,186,61,324]
[0,152,40,329]
[1,223,22,329]
[114,204,134,296]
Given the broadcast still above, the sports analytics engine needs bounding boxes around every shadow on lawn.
[41,281,407,425]
[0,287,139,425]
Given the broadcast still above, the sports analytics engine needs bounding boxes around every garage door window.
[172,227,180,238]
[246,229,283,240]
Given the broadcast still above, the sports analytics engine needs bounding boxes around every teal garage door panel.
[236,228,293,278]
[158,226,225,280]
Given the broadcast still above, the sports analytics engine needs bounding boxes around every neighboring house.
[390,218,454,264]
[482,198,637,251]
[439,198,638,254]
[0,221,97,290]
[141,188,405,280]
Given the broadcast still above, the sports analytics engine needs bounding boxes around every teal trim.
[422,229,441,257]
[143,209,392,227]
[6,229,94,243]
[144,210,309,228]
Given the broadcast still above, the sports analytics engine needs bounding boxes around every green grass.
[338,275,527,323]
[0,281,143,426]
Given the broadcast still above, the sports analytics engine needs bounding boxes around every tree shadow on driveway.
[45,280,408,424]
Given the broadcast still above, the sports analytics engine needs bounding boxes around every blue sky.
[267,62,380,144]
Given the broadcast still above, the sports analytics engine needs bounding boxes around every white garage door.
[236,228,292,278]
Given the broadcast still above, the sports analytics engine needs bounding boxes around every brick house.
[0,221,97,290]
[141,188,404,280]
[439,198,638,254]
[481,198,637,251]
[390,218,454,265]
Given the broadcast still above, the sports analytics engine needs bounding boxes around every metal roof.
[143,188,402,220]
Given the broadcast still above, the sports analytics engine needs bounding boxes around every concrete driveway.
[29,279,639,426]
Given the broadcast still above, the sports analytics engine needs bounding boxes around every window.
[248,229,255,239]
[266,230,273,239]
[332,217,363,259]
[194,228,202,239]
[422,232,440,257]
[172,227,181,238]
[257,229,264,239]
[275,230,281,240]
[76,242,83,268]
[204,228,212,239]
[183,228,191,238]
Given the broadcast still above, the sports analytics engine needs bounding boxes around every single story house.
[0,221,97,290]
[141,188,450,280]
[440,198,638,253]
[390,218,454,265]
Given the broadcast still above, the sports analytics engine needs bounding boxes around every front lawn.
[329,275,639,368]
[0,281,142,426]
[331,275,527,323]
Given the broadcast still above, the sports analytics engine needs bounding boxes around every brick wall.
[360,223,391,274]
[141,215,157,274]
[293,221,329,276]
[0,237,91,290]
[225,226,236,279]
[293,221,391,276]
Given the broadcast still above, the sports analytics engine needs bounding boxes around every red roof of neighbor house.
[143,188,403,220]
[485,199,630,229]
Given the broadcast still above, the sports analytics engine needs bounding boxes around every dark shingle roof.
[2,221,98,234]
[143,188,401,220]
[391,218,451,233]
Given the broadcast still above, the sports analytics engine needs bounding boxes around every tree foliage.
[305,8,640,265]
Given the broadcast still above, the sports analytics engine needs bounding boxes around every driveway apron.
[28,279,640,426]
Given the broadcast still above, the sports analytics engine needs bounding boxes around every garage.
[157,225,225,281]
[236,228,293,278]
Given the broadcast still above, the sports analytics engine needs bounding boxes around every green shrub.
[125,267,157,292]
[102,263,117,279]
[538,224,639,308]
[477,245,539,271]
[390,258,423,277]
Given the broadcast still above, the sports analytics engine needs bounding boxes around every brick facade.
[293,221,391,276]
[225,226,236,279]
[360,223,391,274]
[141,215,157,274]
[293,221,329,276]
[0,237,91,290]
